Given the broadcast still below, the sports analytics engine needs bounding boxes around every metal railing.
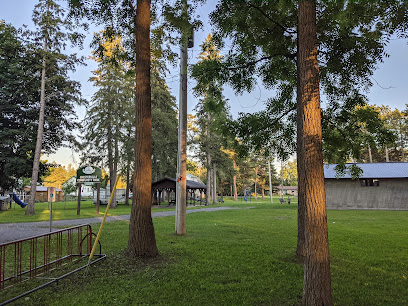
[0,224,104,304]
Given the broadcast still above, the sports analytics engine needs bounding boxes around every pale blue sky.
[1,0,407,168]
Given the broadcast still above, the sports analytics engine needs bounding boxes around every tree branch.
[228,53,296,71]
[241,0,297,35]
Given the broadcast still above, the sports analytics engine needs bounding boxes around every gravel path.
[0,206,252,244]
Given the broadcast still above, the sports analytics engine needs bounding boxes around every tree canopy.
[209,0,407,168]
[0,19,82,191]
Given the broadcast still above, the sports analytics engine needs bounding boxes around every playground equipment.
[12,193,27,208]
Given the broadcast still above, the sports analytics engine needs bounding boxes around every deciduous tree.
[26,0,84,215]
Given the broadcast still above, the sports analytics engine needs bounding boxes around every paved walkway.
[0,207,251,244]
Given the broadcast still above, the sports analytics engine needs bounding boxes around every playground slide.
[12,193,27,208]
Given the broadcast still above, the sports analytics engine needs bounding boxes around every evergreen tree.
[192,34,232,205]
[82,32,130,208]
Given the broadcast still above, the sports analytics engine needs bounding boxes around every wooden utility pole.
[175,0,188,235]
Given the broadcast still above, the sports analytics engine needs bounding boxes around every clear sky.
[1,1,407,169]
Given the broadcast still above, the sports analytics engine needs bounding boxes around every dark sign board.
[76,166,102,184]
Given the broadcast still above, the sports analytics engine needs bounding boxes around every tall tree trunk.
[110,128,119,209]
[385,146,389,162]
[26,35,48,215]
[127,0,158,258]
[212,163,218,204]
[268,160,273,204]
[206,156,211,205]
[206,114,212,205]
[296,40,306,258]
[254,167,258,200]
[298,1,333,305]
[368,145,373,163]
[233,159,238,201]
[125,161,130,206]
[107,102,114,193]
[125,127,132,206]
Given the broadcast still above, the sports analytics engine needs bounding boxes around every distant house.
[324,162,408,210]
[63,176,93,197]
[24,186,63,202]
[274,185,298,197]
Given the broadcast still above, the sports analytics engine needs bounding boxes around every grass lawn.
[1,198,407,305]
[0,200,182,224]
[0,195,272,223]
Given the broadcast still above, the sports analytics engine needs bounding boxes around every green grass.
[0,200,178,223]
[0,195,274,223]
[1,199,407,305]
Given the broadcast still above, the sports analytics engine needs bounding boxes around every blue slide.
[12,193,27,208]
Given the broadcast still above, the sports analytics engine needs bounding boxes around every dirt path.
[0,206,252,244]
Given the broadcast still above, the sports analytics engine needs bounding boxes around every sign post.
[48,187,56,232]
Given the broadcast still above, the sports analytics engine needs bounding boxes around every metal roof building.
[324,162,408,210]
[324,162,408,179]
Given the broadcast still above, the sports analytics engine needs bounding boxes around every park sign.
[76,165,102,184]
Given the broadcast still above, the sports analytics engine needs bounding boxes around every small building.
[0,195,11,211]
[324,162,408,210]
[274,185,298,197]
[24,186,63,202]
[151,177,206,205]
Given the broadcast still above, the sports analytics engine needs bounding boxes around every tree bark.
[206,120,212,205]
[110,127,119,209]
[385,146,389,162]
[254,167,258,200]
[296,13,306,259]
[212,163,218,204]
[125,164,130,206]
[206,160,211,205]
[268,160,273,204]
[127,0,158,258]
[233,159,238,201]
[107,100,114,195]
[368,145,373,163]
[298,1,332,305]
[26,35,48,215]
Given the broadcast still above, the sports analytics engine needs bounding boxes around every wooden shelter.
[152,177,206,205]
